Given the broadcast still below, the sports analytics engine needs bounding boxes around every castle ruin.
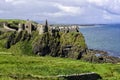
[1,19,79,35]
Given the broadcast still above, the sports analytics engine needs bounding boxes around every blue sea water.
[79,24,120,57]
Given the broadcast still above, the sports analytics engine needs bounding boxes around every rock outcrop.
[33,31,87,59]
[58,72,102,80]
[82,49,120,63]
[5,31,31,49]
[3,27,87,59]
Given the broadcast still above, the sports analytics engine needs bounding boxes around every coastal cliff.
[0,19,120,63]
[33,32,87,59]
[0,19,87,59]
[3,30,87,59]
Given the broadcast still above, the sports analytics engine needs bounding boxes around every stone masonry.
[2,19,79,35]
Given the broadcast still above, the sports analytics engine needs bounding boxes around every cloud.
[88,0,108,6]
[49,3,83,17]
[87,0,120,15]
[102,11,112,20]
[0,10,4,13]
[5,0,26,5]
[54,3,82,14]
[0,10,9,14]
[0,0,120,23]
[34,3,84,18]
[5,0,14,2]
[103,14,112,20]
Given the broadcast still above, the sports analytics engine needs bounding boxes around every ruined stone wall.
[25,21,32,34]
[18,23,24,32]
[3,23,16,31]
[2,20,79,35]
[49,25,79,33]
[37,24,45,34]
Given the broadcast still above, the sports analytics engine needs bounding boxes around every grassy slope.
[0,54,120,80]
[0,19,25,22]
[60,32,87,49]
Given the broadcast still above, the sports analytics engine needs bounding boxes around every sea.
[79,24,120,57]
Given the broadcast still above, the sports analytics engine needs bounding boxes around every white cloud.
[87,0,120,15]
[1,0,120,23]
[5,0,14,2]
[103,14,112,20]
[35,3,84,18]
[55,4,81,14]
[52,3,83,17]
[88,0,108,6]
[42,12,66,17]
[5,0,26,5]
[102,11,112,20]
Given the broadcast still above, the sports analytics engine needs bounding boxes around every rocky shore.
[82,49,120,63]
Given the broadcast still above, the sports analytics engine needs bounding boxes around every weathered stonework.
[24,20,32,34]
[37,24,44,34]
[18,23,24,32]
[2,19,79,35]
[49,25,79,33]
[3,23,16,31]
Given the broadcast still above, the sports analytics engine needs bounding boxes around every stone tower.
[37,24,44,35]
[25,19,32,34]
[18,23,23,32]
[37,20,49,35]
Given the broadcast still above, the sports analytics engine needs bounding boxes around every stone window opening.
[26,26,28,28]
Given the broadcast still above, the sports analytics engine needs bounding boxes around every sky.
[1,0,120,24]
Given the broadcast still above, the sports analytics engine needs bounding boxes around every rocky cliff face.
[3,30,87,59]
[5,31,31,49]
[0,19,87,59]
[33,31,87,59]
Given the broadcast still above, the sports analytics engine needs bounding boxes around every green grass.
[60,32,87,49]
[0,19,26,28]
[0,19,38,28]
[0,19,26,24]
[0,54,120,80]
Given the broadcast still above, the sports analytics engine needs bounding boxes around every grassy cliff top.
[0,19,38,28]
[0,19,26,23]
[0,19,26,24]
[0,19,26,28]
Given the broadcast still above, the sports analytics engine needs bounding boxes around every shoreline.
[84,49,120,63]
[90,48,120,58]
